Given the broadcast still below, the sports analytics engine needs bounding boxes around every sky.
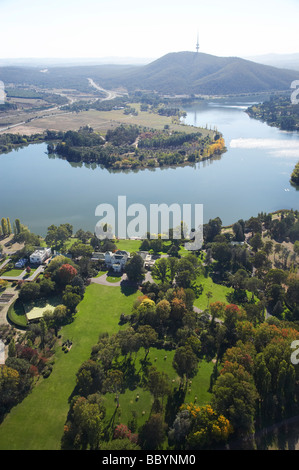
[0,0,299,60]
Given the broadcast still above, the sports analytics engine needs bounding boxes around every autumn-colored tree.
[178,403,233,449]
[58,263,78,285]
[222,341,256,374]
[113,424,138,443]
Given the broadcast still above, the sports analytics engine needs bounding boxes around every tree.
[136,298,157,326]
[151,258,169,284]
[45,223,72,250]
[19,282,40,302]
[76,360,105,396]
[245,276,263,301]
[44,304,69,335]
[249,233,264,252]
[102,370,124,407]
[146,367,171,406]
[206,291,213,308]
[15,218,21,235]
[168,257,178,283]
[6,217,12,235]
[286,279,299,310]
[253,353,271,408]
[125,254,145,283]
[40,318,48,349]
[8,339,16,358]
[136,325,158,360]
[58,264,78,285]
[172,345,199,387]
[62,285,81,312]
[233,222,245,242]
[212,363,258,437]
[211,242,232,272]
[66,396,104,450]
[156,299,171,331]
[69,242,93,259]
[204,217,222,243]
[1,218,8,237]
[175,258,197,288]
[0,365,20,414]
[113,424,138,443]
[75,229,92,244]
[174,403,233,450]
[138,413,167,450]
[294,240,299,257]
[39,277,55,297]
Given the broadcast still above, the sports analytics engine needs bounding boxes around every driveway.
[90,272,127,287]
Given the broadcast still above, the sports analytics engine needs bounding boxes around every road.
[87,78,127,101]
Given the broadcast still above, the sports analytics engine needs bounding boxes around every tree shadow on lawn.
[120,279,139,296]
[119,357,141,391]
[164,387,186,427]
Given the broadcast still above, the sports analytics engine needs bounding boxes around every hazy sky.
[0,0,298,59]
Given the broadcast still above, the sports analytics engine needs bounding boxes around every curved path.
[90,272,127,287]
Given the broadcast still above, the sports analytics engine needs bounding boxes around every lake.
[0,99,298,236]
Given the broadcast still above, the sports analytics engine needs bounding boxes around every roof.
[30,248,51,257]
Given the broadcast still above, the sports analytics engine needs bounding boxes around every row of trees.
[0,217,22,238]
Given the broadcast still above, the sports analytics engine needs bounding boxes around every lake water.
[0,100,298,236]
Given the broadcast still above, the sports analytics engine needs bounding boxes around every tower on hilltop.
[196,33,199,53]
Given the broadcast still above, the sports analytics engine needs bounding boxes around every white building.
[137,251,158,269]
[91,250,130,272]
[105,250,130,272]
[30,248,52,265]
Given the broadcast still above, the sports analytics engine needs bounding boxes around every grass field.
[0,284,140,450]
[194,274,233,311]
[1,268,24,277]
[115,239,142,253]
[7,103,213,137]
[0,279,215,449]
[7,299,28,328]
[103,347,214,437]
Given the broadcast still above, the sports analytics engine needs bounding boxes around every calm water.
[0,100,298,236]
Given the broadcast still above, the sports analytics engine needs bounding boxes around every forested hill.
[117,52,299,95]
[1,51,299,96]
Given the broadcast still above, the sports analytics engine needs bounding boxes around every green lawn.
[95,269,108,278]
[0,278,215,450]
[0,283,140,450]
[102,347,213,436]
[7,299,28,328]
[2,268,24,277]
[115,239,141,253]
[194,274,233,311]
[106,275,122,283]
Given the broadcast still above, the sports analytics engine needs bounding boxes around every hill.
[112,51,299,95]
[1,51,299,96]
